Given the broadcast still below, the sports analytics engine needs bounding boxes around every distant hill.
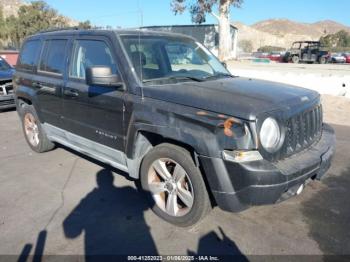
[312,20,350,35]
[252,19,350,38]
[234,19,350,52]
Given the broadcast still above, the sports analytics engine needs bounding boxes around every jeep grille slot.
[0,81,13,96]
[283,105,323,158]
[0,99,15,107]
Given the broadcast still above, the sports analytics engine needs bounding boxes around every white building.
[142,24,238,59]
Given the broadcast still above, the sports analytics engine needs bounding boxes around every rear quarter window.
[17,40,42,71]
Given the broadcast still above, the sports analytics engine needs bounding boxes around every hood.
[0,68,15,81]
[143,77,319,120]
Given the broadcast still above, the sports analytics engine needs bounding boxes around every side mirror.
[86,66,122,87]
[222,62,227,68]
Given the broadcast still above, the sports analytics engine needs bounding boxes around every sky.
[44,0,350,28]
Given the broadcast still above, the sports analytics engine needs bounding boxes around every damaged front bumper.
[199,123,336,212]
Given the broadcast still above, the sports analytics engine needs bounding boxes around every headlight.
[260,117,281,152]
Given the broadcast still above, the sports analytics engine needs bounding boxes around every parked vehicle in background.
[14,29,335,227]
[283,41,329,64]
[330,53,346,63]
[252,52,266,58]
[0,57,15,110]
[343,53,350,63]
[267,51,283,62]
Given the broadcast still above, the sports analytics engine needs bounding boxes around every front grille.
[0,81,13,96]
[282,105,323,159]
[0,99,15,106]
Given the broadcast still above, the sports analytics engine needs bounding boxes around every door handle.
[64,89,79,97]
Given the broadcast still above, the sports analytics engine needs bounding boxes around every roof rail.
[38,27,81,34]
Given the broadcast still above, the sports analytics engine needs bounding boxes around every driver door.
[62,36,126,153]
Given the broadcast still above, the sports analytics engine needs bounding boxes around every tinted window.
[70,40,117,79]
[18,40,41,71]
[39,40,67,74]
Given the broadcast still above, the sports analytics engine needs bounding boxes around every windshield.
[0,58,11,71]
[120,35,230,84]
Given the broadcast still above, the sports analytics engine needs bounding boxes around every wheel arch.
[126,129,201,179]
[15,86,41,119]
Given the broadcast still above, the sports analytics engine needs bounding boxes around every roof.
[142,23,238,30]
[26,28,195,41]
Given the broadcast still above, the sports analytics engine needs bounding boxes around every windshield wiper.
[142,75,204,83]
[204,73,234,80]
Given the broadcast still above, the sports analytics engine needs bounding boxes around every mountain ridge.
[234,19,350,51]
[251,18,350,38]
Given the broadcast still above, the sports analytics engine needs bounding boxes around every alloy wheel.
[147,158,194,217]
[24,113,40,147]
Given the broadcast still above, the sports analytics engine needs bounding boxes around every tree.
[238,39,253,53]
[171,0,243,61]
[320,30,350,51]
[4,1,69,48]
[78,20,92,29]
[0,7,6,39]
[258,46,285,53]
[5,15,21,48]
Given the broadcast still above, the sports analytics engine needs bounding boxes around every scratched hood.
[143,77,319,120]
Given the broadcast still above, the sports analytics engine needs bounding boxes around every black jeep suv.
[13,29,335,227]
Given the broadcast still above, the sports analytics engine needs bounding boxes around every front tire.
[140,143,211,227]
[21,105,55,153]
[319,56,327,64]
[292,55,300,64]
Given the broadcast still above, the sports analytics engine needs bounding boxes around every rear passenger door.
[62,36,126,152]
[35,38,69,127]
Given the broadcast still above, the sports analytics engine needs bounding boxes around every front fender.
[125,96,256,159]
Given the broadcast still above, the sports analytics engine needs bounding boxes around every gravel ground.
[0,94,349,258]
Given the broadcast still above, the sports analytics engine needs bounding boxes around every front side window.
[165,43,214,75]
[39,40,67,74]
[120,35,230,84]
[18,40,42,71]
[69,40,117,79]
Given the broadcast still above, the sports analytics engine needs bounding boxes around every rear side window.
[39,39,68,75]
[18,40,42,71]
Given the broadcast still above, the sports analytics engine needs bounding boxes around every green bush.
[238,40,253,53]
[258,46,285,53]
[320,30,350,52]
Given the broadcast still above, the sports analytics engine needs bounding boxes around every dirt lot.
[227,61,350,97]
[0,94,349,258]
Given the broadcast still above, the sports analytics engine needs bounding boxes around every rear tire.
[21,104,55,153]
[140,143,211,227]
